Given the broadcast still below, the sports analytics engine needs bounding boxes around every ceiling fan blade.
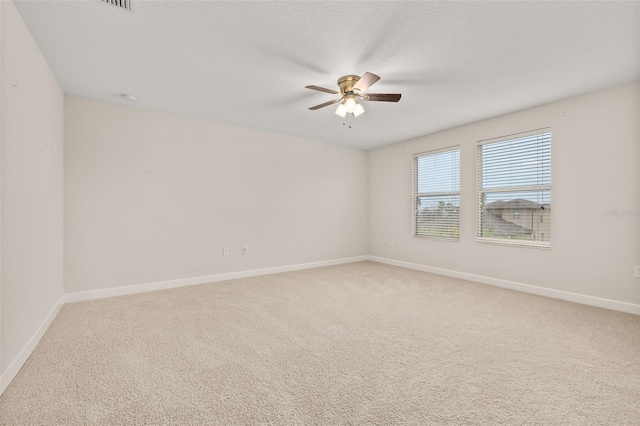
[353,72,380,93]
[364,93,402,102]
[309,98,340,110]
[305,85,339,95]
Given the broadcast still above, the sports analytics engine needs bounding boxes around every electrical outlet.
[634,265,640,278]
[223,247,229,256]
[242,245,249,254]
[389,239,394,246]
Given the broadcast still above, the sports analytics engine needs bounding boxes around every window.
[413,147,460,240]
[477,129,551,247]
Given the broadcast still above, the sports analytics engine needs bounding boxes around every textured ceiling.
[14,0,640,150]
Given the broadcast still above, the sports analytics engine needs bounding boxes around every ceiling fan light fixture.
[353,103,365,117]
[335,102,347,117]
[344,95,357,113]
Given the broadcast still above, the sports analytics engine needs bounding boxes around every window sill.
[476,237,550,249]
[413,235,460,242]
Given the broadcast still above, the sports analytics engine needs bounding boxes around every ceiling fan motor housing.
[338,75,361,94]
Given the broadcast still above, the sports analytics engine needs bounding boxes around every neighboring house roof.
[485,198,549,210]
[483,211,533,236]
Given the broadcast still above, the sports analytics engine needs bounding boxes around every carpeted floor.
[1,261,639,425]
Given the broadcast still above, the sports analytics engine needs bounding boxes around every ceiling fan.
[305,72,401,118]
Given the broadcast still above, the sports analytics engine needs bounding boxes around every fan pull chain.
[342,114,353,129]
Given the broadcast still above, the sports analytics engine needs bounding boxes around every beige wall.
[64,96,368,293]
[369,81,640,305]
[0,0,3,371]
[1,0,64,371]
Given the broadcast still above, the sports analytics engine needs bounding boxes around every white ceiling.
[14,0,640,150]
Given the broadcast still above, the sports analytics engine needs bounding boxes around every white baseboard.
[0,295,65,395]
[65,255,369,303]
[369,256,640,315]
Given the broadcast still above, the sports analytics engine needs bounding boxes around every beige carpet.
[1,261,639,425]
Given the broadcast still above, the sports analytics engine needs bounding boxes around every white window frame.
[476,128,551,249]
[412,145,460,241]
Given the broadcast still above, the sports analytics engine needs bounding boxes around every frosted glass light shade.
[353,103,365,117]
[344,97,357,113]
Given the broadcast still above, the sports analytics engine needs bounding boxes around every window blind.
[477,129,551,247]
[413,147,460,240]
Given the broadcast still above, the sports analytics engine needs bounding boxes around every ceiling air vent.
[101,0,132,11]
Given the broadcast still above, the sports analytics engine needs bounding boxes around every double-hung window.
[477,129,551,248]
[413,147,460,240]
